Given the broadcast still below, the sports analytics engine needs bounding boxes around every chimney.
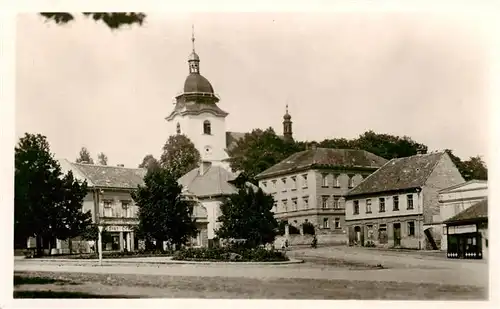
[117,164,124,167]
[199,161,212,176]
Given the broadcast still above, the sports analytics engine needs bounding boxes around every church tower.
[165,26,229,164]
[283,104,293,141]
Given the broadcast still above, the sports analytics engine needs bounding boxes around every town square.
[11,10,491,301]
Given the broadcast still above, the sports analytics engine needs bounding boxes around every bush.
[38,249,174,260]
[173,246,288,262]
[302,222,315,235]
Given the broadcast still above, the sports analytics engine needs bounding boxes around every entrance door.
[393,223,401,247]
[354,226,361,245]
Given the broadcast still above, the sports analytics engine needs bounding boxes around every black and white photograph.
[3,2,498,304]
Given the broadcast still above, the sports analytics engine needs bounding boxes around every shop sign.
[448,224,477,235]
[105,225,133,232]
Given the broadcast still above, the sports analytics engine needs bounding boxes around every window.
[321,174,328,187]
[291,176,297,190]
[176,123,181,134]
[302,174,308,188]
[393,196,399,211]
[353,200,359,215]
[282,200,288,212]
[121,200,132,218]
[334,175,340,187]
[379,198,385,212]
[334,218,340,229]
[322,196,329,209]
[292,198,298,211]
[378,224,388,244]
[348,176,354,188]
[303,196,309,209]
[323,218,329,229]
[407,221,415,236]
[407,194,414,210]
[281,178,287,192]
[203,120,211,135]
[367,225,374,239]
[366,199,372,213]
[103,200,113,217]
[333,196,340,209]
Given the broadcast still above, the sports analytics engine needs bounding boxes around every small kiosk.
[444,199,488,259]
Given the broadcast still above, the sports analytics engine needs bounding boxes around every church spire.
[188,24,200,74]
[283,104,293,141]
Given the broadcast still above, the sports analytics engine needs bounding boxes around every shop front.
[446,224,482,259]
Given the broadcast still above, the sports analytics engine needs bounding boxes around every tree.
[131,168,198,250]
[318,138,355,149]
[39,13,146,30]
[139,154,161,173]
[227,127,305,183]
[15,133,92,256]
[351,131,428,159]
[97,152,108,165]
[160,135,201,179]
[216,186,278,247]
[76,147,94,164]
[445,149,487,181]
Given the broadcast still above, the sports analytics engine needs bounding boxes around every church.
[171,30,292,246]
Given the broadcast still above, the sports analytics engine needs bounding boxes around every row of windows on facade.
[273,195,345,213]
[289,217,342,229]
[102,200,134,218]
[176,121,212,135]
[262,173,357,192]
[360,221,416,243]
[352,195,414,215]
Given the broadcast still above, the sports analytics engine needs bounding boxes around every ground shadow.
[14,291,135,298]
[14,275,79,286]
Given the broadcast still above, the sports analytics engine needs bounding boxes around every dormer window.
[203,120,211,135]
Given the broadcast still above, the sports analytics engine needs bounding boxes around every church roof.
[60,159,147,189]
[166,101,229,120]
[347,152,446,197]
[256,148,387,180]
[184,73,214,94]
[178,163,239,198]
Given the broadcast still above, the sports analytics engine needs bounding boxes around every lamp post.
[98,225,104,266]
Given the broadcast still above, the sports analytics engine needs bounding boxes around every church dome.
[184,73,214,94]
[188,51,200,61]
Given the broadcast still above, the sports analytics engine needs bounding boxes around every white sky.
[16,12,490,167]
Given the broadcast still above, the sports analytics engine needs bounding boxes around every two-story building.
[344,152,464,250]
[255,145,387,234]
[438,180,487,251]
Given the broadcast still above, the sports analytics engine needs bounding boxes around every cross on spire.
[191,24,196,52]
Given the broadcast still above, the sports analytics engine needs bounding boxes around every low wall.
[275,234,348,247]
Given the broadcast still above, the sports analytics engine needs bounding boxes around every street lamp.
[98,224,104,266]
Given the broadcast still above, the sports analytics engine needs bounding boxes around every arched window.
[176,123,181,134]
[203,120,211,135]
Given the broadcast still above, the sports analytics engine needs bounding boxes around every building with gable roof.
[344,152,464,250]
[255,145,388,234]
[438,180,487,251]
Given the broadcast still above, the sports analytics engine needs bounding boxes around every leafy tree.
[76,147,94,164]
[139,154,161,173]
[15,133,92,256]
[351,131,428,159]
[39,12,146,30]
[445,149,487,181]
[131,168,198,250]
[160,135,201,179]
[97,152,108,165]
[227,127,305,182]
[318,138,355,149]
[216,186,278,247]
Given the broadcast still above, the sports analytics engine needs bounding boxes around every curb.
[19,258,304,266]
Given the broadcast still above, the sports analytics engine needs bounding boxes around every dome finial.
[191,24,196,53]
[286,104,289,114]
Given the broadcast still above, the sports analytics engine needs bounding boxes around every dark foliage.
[75,147,94,164]
[39,12,146,30]
[216,186,278,247]
[445,149,487,181]
[172,247,288,262]
[131,168,198,249]
[15,133,92,256]
[138,154,161,173]
[160,134,201,179]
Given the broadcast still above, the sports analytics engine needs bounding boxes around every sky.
[16,12,490,168]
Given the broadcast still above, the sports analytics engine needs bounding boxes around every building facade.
[444,198,487,259]
[345,152,464,250]
[438,180,487,250]
[255,146,387,234]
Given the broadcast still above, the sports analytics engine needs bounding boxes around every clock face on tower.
[204,145,212,157]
